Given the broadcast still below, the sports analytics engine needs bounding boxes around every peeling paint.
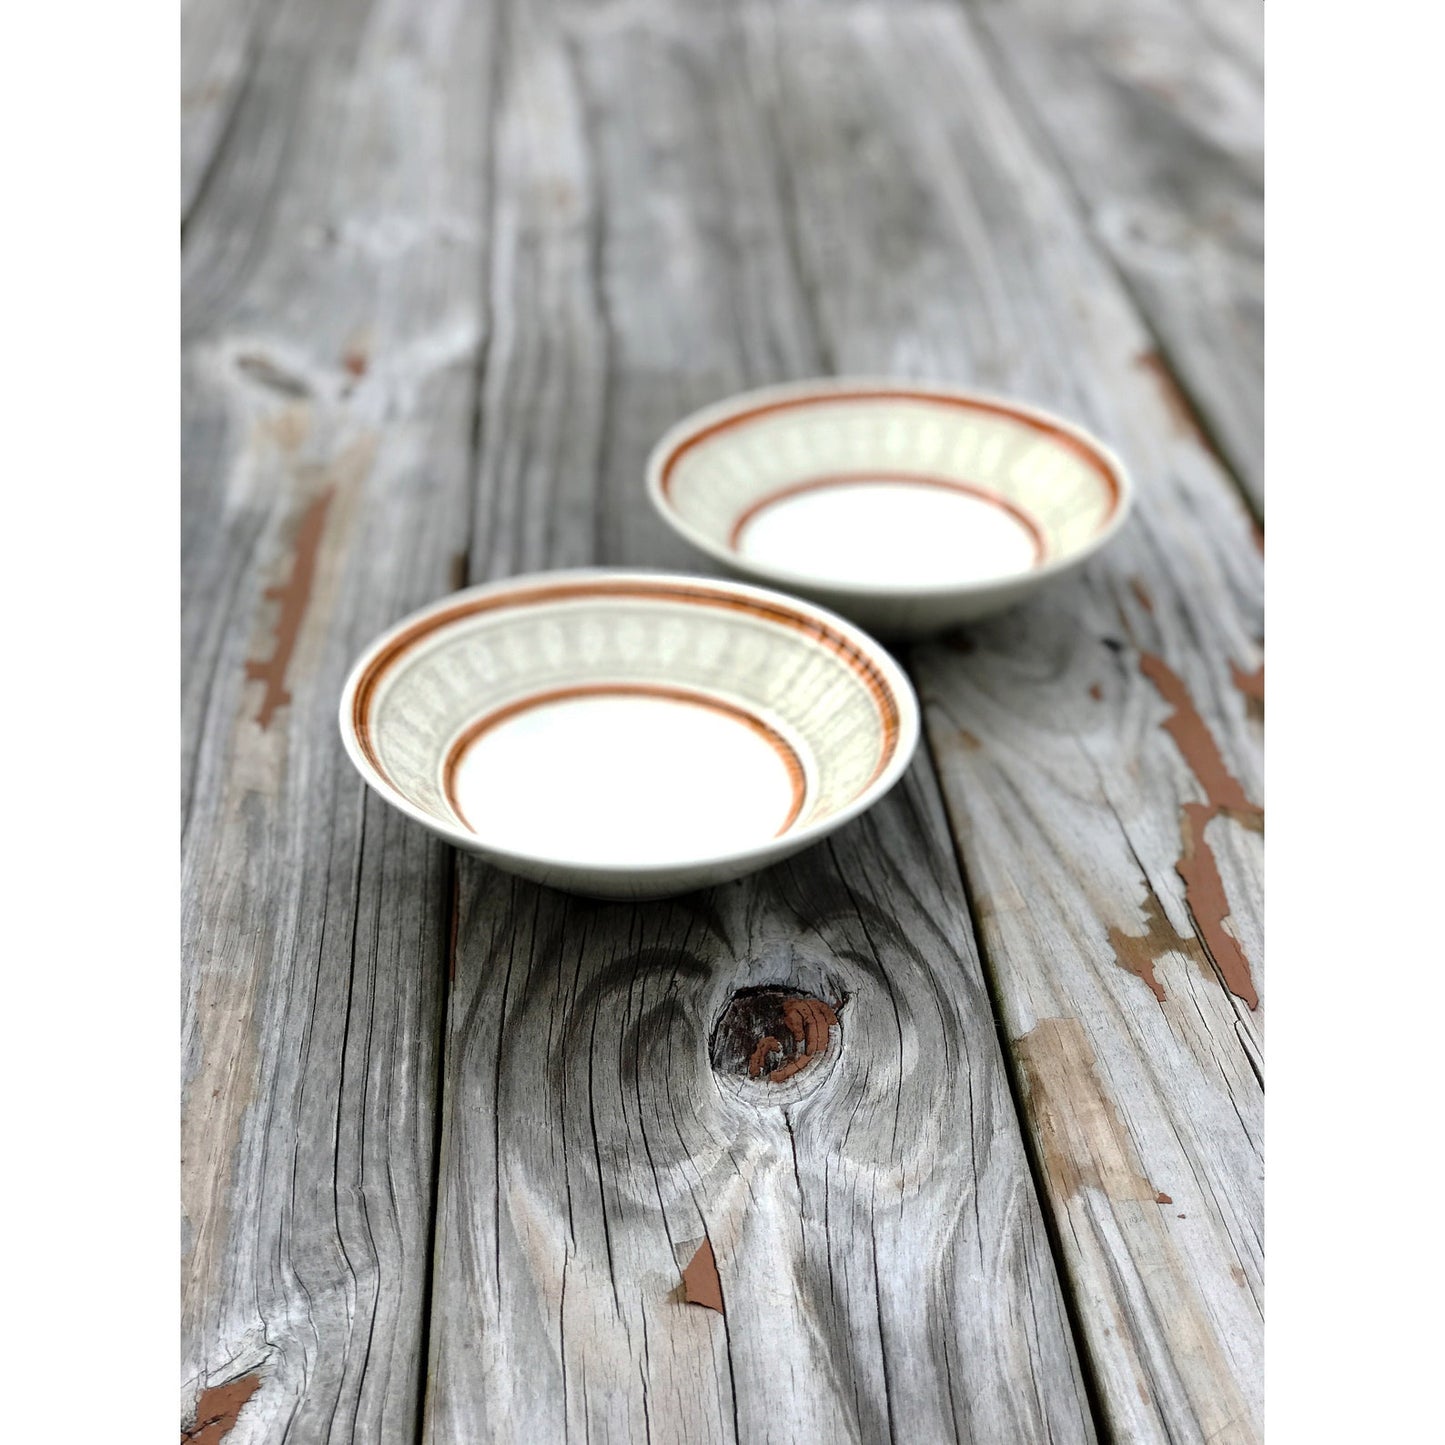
[711,989,838,1084]
[1130,578,1155,614]
[1107,885,1209,1005]
[958,728,983,751]
[1139,654,1257,815]
[1178,803,1259,1009]
[768,996,837,1082]
[183,1374,261,1445]
[1139,653,1263,1009]
[245,488,335,729]
[243,432,374,731]
[681,1238,724,1313]
[747,1034,784,1078]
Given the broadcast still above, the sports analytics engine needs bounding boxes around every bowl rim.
[645,376,1134,599]
[337,567,922,880]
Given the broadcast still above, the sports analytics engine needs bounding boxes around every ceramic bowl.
[646,378,1132,635]
[339,570,919,898]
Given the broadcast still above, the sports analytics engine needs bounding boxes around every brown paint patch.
[245,489,334,729]
[1130,578,1155,614]
[1231,1265,1248,1288]
[1139,653,1263,1010]
[1107,885,1209,1004]
[1155,1192,1173,1205]
[711,988,839,1085]
[1089,682,1104,701]
[681,1238,724,1313]
[1139,654,1256,815]
[1014,1018,1157,1202]
[1231,661,1264,723]
[747,1035,783,1077]
[958,728,983,751]
[342,347,369,378]
[183,1375,261,1445]
[1178,803,1259,1009]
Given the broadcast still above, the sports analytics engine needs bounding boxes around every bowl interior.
[654,388,1124,591]
[347,578,910,868]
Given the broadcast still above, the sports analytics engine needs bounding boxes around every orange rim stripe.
[658,387,1122,520]
[352,578,903,798]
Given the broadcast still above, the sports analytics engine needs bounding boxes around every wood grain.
[429,786,1093,1444]
[181,0,496,1438]
[713,4,1265,1439]
[962,0,1264,510]
[422,2,1092,1440]
[182,0,274,224]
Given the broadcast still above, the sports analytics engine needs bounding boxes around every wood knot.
[710,987,839,1085]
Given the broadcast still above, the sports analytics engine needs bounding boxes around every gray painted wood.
[181,0,496,1438]
[423,4,1092,1440]
[962,0,1264,511]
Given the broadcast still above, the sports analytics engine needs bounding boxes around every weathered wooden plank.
[720,3,1262,1440]
[962,0,1264,511]
[181,0,496,1438]
[423,3,1094,1440]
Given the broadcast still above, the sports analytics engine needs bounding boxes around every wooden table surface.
[181,1,1263,1440]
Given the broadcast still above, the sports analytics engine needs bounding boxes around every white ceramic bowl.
[338,570,920,898]
[647,378,1132,635]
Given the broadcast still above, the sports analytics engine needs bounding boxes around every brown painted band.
[351,578,902,796]
[725,470,1050,564]
[658,388,1123,520]
[440,682,809,837]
